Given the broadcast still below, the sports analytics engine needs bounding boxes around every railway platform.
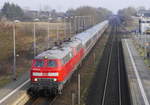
[122,39,150,105]
[0,72,30,105]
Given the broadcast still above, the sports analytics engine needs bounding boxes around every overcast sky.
[0,0,150,13]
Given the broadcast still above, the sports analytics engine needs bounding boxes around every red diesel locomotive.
[27,21,108,96]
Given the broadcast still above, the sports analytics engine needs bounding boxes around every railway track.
[100,24,131,105]
[25,95,59,105]
[86,22,131,105]
[100,25,120,105]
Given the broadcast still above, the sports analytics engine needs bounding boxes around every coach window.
[48,60,57,67]
[34,60,44,67]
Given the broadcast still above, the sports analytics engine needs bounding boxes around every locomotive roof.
[62,38,82,48]
[34,39,81,60]
[35,47,72,59]
[75,21,108,45]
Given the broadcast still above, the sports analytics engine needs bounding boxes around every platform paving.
[122,39,150,105]
[0,72,30,105]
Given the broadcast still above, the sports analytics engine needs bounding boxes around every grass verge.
[133,40,150,69]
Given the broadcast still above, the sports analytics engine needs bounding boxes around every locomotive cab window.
[47,60,57,67]
[34,60,44,67]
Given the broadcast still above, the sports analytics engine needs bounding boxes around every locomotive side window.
[34,60,44,67]
[62,52,72,64]
[48,60,57,67]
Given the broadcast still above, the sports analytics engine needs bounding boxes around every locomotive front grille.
[32,78,58,89]
[37,78,57,86]
[38,78,55,84]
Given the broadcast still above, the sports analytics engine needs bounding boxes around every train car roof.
[74,21,108,45]
[35,47,72,59]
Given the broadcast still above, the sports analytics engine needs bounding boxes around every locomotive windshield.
[34,60,44,67]
[48,60,57,67]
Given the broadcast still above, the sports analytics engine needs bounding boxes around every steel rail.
[101,30,115,105]
[118,37,122,105]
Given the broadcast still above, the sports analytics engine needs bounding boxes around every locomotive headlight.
[34,78,38,81]
[48,72,59,76]
[32,72,42,76]
[53,78,57,81]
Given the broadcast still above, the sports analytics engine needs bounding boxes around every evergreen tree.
[1,2,24,20]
